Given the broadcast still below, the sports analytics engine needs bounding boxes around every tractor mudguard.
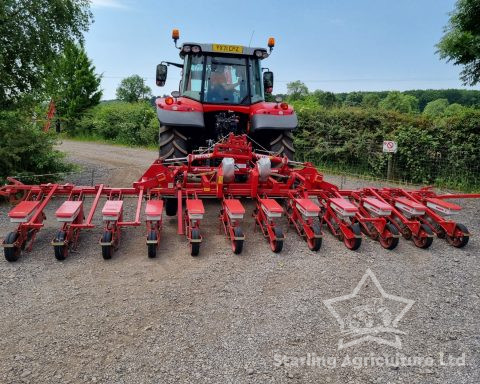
[157,108,205,128]
[250,113,298,132]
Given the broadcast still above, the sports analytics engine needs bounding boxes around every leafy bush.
[76,101,157,146]
[0,110,72,184]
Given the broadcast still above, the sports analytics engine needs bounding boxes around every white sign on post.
[383,140,398,153]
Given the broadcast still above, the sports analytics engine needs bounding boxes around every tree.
[379,91,419,114]
[362,93,381,108]
[437,0,480,85]
[444,103,466,116]
[0,110,72,183]
[344,92,364,107]
[46,43,102,130]
[116,75,152,102]
[286,81,309,100]
[423,99,449,117]
[313,90,337,108]
[0,0,92,108]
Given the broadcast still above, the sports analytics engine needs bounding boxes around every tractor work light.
[255,50,263,58]
[183,45,191,53]
[191,45,201,53]
[172,29,180,41]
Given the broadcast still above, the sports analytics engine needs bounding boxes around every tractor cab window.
[182,54,204,100]
[250,58,264,103]
[203,56,249,104]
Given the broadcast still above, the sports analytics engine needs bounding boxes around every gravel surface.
[0,139,479,383]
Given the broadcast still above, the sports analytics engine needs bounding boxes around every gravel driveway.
[0,139,478,383]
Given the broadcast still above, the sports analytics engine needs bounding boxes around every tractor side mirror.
[263,71,274,94]
[156,64,168,86]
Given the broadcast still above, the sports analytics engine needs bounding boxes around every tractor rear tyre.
[159,125,188,160]
[4,232,21,262]
[165,198,177,217]
[54,230,68,261]
[270,131,295,161]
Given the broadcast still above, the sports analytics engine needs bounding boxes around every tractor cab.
[154,30,295,161]
[156,30,275,106]
[178,43,270,105]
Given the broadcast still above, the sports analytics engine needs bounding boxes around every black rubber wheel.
[159,125,188,160]
[53,230,68,261]
[232,227,244,255]
[165,198,177,217]
[379,223,400,250]
[446,223,469,248]
[4,232,21,262]
[270,131,295,161]
[101,231,113,260]
[307,222,322,251]
[343,223,362,250]
[270,227,284,253]
[147,230,158,258]
[412,224,434,249]
[190,228,200,257]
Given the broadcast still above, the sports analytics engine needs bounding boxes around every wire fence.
[3,141,480,193]
[296,141,480,192]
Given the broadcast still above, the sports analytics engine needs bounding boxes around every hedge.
[294,106,480,190]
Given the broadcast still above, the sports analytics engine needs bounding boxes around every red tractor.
[155,29,296,162]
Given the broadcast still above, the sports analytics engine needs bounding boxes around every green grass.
[58,133,158,151]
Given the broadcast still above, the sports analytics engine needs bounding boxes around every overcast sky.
[86,0,477,99]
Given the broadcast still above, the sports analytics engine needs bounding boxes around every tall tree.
[362,93,381,108]
[437,0,480,85]
[313,90,337,108]
[344,92,364,107]
[46,43,102,130]
[423,99,449,117]
[286,81,309,100]
[379,91,419,114]
[0,0,92,107]
[116,75,152,102]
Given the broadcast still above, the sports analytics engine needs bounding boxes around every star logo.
[323,269,415,349]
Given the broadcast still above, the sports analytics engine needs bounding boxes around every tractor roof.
[180,42,269,59]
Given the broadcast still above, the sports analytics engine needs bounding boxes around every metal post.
[387,153,393,181]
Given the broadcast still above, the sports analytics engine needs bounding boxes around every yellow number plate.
[212,44,244,54]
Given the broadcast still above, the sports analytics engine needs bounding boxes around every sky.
[86,0,478,100]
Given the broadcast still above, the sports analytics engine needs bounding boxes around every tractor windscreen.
[181,54,264,105]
